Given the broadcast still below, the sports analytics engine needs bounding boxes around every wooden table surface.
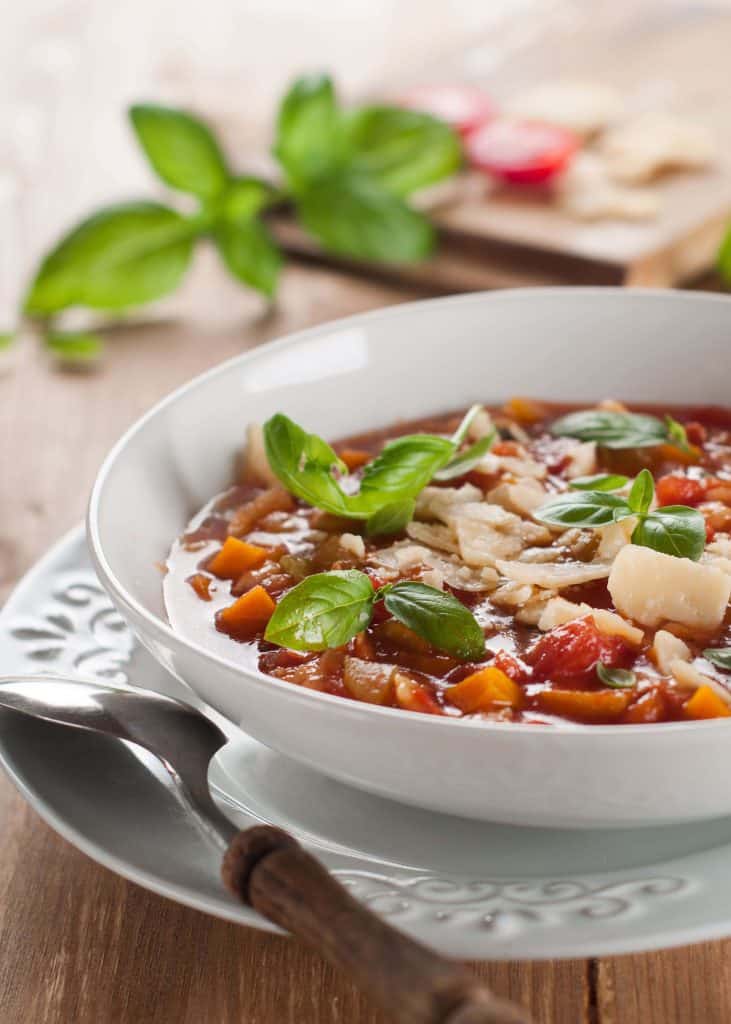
[2,2,730,1021]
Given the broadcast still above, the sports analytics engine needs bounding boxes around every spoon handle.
[222,825,531,1024]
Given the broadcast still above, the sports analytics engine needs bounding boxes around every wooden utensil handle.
[222,825,532,1024]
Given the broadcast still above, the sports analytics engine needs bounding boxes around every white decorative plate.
[2,526,731,959]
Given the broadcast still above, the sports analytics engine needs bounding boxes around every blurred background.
[4,0,731,337]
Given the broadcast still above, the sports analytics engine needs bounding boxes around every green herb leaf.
[296,172,434,263]
[263,414,353,517]
[665,415,691,452]
[24,202,196,315]
[45,330,104,365]
[631,505,706,561]
[718,226,731,282]
[570,474,630,492]
[534,490,631,528]
[354,434,454,511]
[129,104,229,199]
[0,332,15,351]
[366,500,415,536]
[344,106,462,198]
[218,177,278,223]
[381,581,485,660]
[627,468,654,515]
[704,648,731,672]
[274,74,345,187]
[550,410,670,449]
[596,663,636,689]
[434,430,496,481]
[264,570,375,651]
[214,218,282,297]
[451,405,483,446]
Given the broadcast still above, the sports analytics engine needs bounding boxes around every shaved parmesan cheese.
[406,521,460,554]
[339,533,366,559]
[671,660,731,705]
[558,153,659,221]
[597,518,636,560]
[651,629,691,675]
[415,484,483,523]
[508,81,623,136]
[515,590,557,626]
[487,479,546,516]
[564,441,598,480]
[608,546,731,631]
[491,581,535,608]
[242,423,279,485]
[450,503,550,568]
[601,113,715,184]
[467,408,495,442]
[591,608,644,647]
[495,559,611,589]
[538,597,591,631]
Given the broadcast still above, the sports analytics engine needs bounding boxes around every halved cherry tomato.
[655,474,709,508]
[525,618,632,685]
[465,118,578,184]
[397,84,495,136]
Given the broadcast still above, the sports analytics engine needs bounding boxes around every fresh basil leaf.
[0,332,15,351]
[129,105,229,199]
[381,581,485,660]
[704,648,731,672]
[719,226,731,282]
[550,410,669,449]
[451,404,483,446]
[344,106,461,198]
[45,331,104,365]
[665,415,691,452]
[355,434,454,511]
[214,218,282,297]
[274,74,346,187]
[219,177,278,223]
[570,474,630,492]
[24,202,196,315]
[296,172,434,263]
[534,490,631,528]
[434,430,496,481]
[627,469,654,516]
[263,414,353,517]
[631,505,706,561]
[596,663,636,689]
[366,500,415,537]
[264,570,375,651]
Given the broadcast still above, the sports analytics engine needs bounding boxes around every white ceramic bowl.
[88,288,731,829]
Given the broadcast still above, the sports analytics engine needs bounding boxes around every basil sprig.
[264,570,485,660]
[551,410,686,450]
[536,468,706,561]
[703,649,731,672]
[263,406,493,535]
[22,75,460,359]
[596,663,636,689]
[570,474,630,492]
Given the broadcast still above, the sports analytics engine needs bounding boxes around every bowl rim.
[87,285,731,738]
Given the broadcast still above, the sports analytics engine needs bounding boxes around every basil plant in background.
[19,73,461,364]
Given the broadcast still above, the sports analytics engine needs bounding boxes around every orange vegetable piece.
[656,443,701,466]
[503,397,547,424]
[338,448,372,471]
[446,667,522,713]
[535,688,632,723]
[216,585,276,640]
[187,573,213,602]
[684,685,731,720]
[208,536,268,579]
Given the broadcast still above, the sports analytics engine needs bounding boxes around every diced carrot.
[684,685,731,720]
[535,688,632,723]
[216,585,276,640]
[187,573,213,601]
[208,536,268,579]
[393,672,444,715]
[338,448,372,471]
[446,667,522,713]
[656,443,701,466]
[503,397,547,424]
[622,687,666,724]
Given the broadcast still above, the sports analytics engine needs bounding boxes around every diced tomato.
[655,474,709,507]
[465,118,578,184]
[393,673,444,715]
[622,687,667,724]
[685,421,707,446]
[525,617,632,685]
[493,649,531,684]
[396,83,495,136]
[186,572,213,601]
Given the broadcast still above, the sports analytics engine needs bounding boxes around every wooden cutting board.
[274,2,731,289]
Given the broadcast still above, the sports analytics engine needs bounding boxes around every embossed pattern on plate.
[1,526,731,958]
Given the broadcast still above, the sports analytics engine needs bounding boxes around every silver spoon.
[0,675,530,1024]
